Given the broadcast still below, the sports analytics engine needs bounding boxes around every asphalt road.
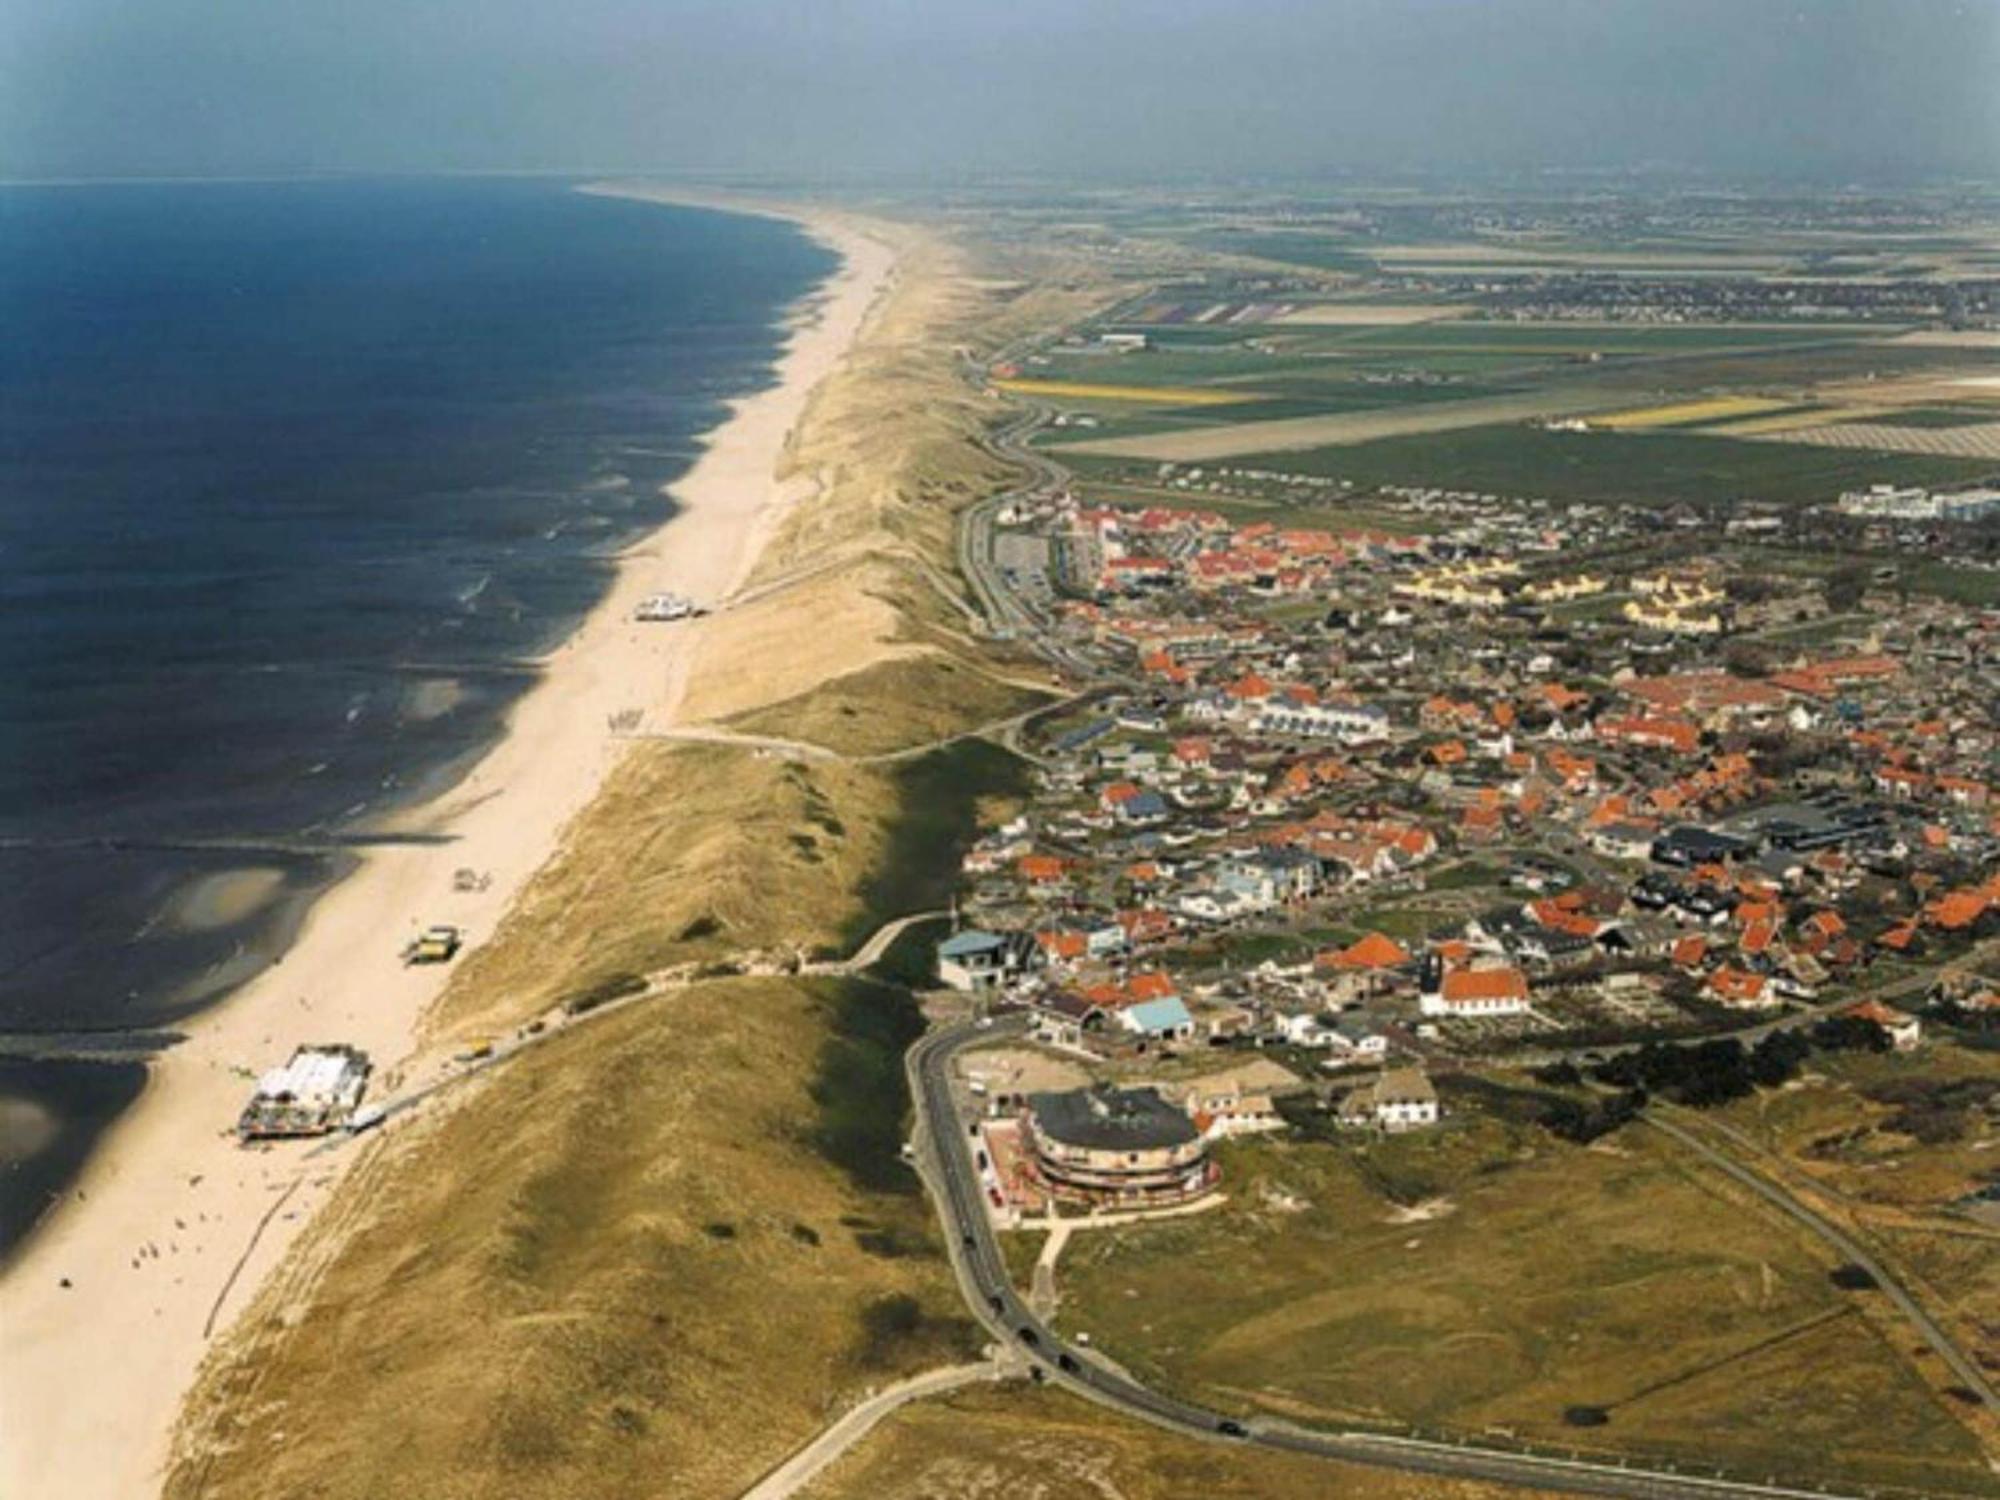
[906,1014,1873,1500]
[958,389,1109,680]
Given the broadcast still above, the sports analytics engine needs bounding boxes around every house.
[1651,825,1752,868]
[1324,931,1413,973]
[1339,1067,1440,1132]
[1029,990,1112,1051]
[1175,888,1263,925]
[1326,1014,1392,1061]
[1115,789,1172,825]
[1120,996,1198,1044]
[935,929,1036,992]
[1254,699,1391,745]
[1707,967,1778,1010]
[1590,821,1658,862]
[1181,1078,1286,1139]
[1421,963,1531,1018]
[1081,920,1129,959]
[1845,1000,1921,1052]
[1276,1011,1340,1048]
[1216,847,1319,905]
[1597,714,1702,756]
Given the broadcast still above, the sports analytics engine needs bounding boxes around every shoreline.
[0,187,895,1500]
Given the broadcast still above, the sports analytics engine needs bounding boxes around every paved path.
[303,906,954,1160]
[1644,1110,1998,1412]
[611,724,843,760]
[737,1361,1000,1500]
[613,689,1095,769]
[806,910,949,976]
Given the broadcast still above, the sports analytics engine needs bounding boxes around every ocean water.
[0,178,836,1256]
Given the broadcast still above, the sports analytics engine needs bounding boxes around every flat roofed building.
[238,1044,371,1140]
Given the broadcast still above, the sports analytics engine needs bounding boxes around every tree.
[1812,1014,1892,1054]
[1822,564,1869,614]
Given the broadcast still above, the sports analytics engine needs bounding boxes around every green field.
[1899,560,2000,607]
[1303,322,1881,355]
[1864,406,2000,429]
[1032,386,1527,443]
[1184,229,1381,273]
[1217,424,1995,507]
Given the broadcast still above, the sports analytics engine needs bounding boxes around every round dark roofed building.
[1022,1083,1216,1207]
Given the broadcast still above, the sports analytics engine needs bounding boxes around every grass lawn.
[1343,904,1459,943]
[998,1227,1046,1296]
[1053,1120,1996,1494]
[1421,859,1504,893]
[1899,561,2000,608]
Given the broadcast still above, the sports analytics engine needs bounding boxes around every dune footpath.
[0,192,894,1500]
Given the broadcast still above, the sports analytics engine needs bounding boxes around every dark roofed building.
[1022,1084,1215,1206]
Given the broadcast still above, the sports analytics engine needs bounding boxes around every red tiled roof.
[1441,966,1528,1002]
[1333,931,1412,970]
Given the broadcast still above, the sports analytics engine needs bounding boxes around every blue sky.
[6,0,1996,182]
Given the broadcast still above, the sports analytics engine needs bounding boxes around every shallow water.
[0,177,835,1257]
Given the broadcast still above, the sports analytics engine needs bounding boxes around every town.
[933,387,1999,1244]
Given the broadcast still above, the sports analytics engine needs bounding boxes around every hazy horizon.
[5,0,1997,187]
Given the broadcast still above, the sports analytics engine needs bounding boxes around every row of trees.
[1535,1012,1894,1120]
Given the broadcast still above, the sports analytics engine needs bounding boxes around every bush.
[809,979,925,1194]
[1811,1014,1892,1054]
[561,971,648,1016]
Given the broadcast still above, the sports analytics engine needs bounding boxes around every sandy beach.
[0,189,893,1500]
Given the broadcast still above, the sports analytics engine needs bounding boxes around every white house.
[1419,964,1531,1019]
[1181,1078,1286,1139]
[1252,700,1391,746]
[1340,1068,1439,1132]
[936,930,1035,992]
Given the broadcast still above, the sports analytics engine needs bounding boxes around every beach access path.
[0,197,895,1500]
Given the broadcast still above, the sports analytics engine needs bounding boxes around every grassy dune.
[804,1384,1572,1500]
[1052,1121,1997,1494]
[168,977,976,1500]
[728,654,1053,759]
[425,742,947,1038]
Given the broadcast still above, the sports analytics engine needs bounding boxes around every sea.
[0,177,837,1259]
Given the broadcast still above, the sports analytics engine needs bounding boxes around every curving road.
[906,1015,1877,1500]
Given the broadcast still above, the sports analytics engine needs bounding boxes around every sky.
[5,0,1998,184]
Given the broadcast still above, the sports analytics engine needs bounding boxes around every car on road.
[1218,1419,1248,1438]
[1057,1352,1079,1373]
[1017,1326,1039,1346]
